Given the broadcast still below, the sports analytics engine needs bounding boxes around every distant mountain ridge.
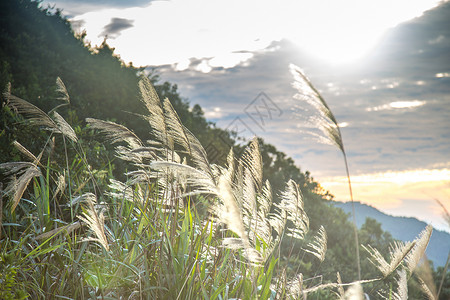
[333,201,450,268]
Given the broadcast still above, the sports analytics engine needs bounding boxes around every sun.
[283,0,442,65]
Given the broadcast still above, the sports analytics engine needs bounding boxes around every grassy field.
[0,76,435,299]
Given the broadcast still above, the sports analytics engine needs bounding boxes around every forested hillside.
[0,0,446,298]
[335,201,450,268]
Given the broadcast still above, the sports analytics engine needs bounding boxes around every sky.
[43,0,450,232]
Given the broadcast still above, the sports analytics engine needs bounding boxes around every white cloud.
[195,59,212,73]
[366,100,426,111]
[204,107,223,119]
[436,72,450,78]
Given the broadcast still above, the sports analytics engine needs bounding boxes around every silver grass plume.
[86,118,143,149]
[52,111,78,142]
[13,141,38,163]
[285,273,306,299]
[417,276,437,300]
[5,93,77,142]
[382,269,408,300]
[138,77,168,147]
[12,140,45,169]
[68,192,97,207]
[55,77,70,102]
[48,77,70,114]
[35,221,81,241]
[162,97,191,154]
[182,126,214,180]
[278,179,309,239]
[150,161,217,198]
[304,225,327,262]
[343,283,364,300]
[216,150,249,249]
[362,240,415,278]
[336,272,345,299]
[290,63,361,280]
[405,225,433,274]
[77,195,110,251]
[0,162,42,212]
[240,138,263,189]
[6,93,56,129]
[434,198,450,227]
[107,179,144,205]
[138,77,214,179]
[53,172,66,200]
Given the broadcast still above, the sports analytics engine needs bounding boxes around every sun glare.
[66,0,443,68]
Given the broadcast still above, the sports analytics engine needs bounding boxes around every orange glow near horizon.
[320,168,450,231]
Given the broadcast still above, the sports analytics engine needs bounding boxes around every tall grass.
[0,74,434,299]
[290,64,361,281]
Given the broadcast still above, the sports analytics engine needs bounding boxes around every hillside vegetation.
[0,0,447,299]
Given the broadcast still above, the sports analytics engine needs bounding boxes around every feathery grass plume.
[304,225,327,262]
[13,140,38,163]
[183,126,214,179]
[405,224,432,274]
[336,272,345,298]
[242,168,257,227]
[378,269,408,300]
[13,140,45,169]
[434,198,450,227]
[53,172,66,200]
[138,76,168,146]
[259,180,272,218]
[55,77,70,103]
[290,63,361,280]
[5,93,78,142]
[255,181,277,252]
[86,118,143,149]
[162,97,191,154]
[150,161,217,198]
[68,192,98,207]
[107,179,143,204]
[391,269,408,300]
[216,149,249,248]
[115,145,158,164]
[286,273,306,299]
[77,195,110,251]
[343,283,364,300]
[417,276,437,300]
[48,77,71,114]
[434,199,450,300]
[138,77,214,179]
[51,111,78,142]
[278,179,309,239]
[415,256,438,300]
[362,240,415,278]
[0,162,42,212]
[240,137,263,189]
[35,221,82,241]
[5,93,58,129]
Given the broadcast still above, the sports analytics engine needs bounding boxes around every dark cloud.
[362,1,450,81]
[52,0,152,8]
[150,2,450,178]
[100,18,134,38]
[43,0,154,16]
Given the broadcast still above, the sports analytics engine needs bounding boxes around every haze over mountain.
[334,201,450,268]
